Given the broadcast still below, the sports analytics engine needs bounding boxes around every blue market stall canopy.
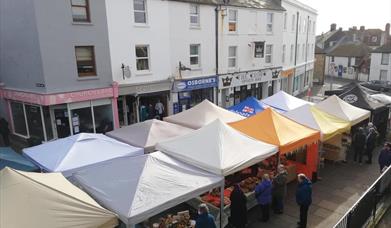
[228,97,280,117]
[0,147,38,172]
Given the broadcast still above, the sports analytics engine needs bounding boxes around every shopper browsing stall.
[296,174,312,228]
[272,165,288,214]
[229,184,247,228]
[366,128,378,164]
[255,174,272,222]
[195,204,216,228]
[353,127,366,164]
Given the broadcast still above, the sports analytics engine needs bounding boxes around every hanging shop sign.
[218,68,282,89]
[172,76,218,92]
[281,68,294,77]
[254,42,265,58]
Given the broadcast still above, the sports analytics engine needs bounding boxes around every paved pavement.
[245,148,381,228]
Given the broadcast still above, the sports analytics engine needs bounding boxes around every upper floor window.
[297,44,300,60]
[302,44,305,60]
[313,21,316,34]
[266,13,273,33]
[348,57,352,67]
[135,45,150,71]
[228,46,237,68]
[134,0,147,24]
[308,20,311,33]
[303,18,306,33]
[331,56,335,62]
[291,14,296,32]
[298,16,301,33]
[381,53,390,65]
[282,45,286,64]
[71,0,90,22]
[380,70,388,81]
[371,36,378,42]
[283,13,287,31]
[190,44,200,67]
[228,9,237,32]
[265,44,273,64]
[75,46,96,77]
[190,5,200,27]
[290,44,294,63]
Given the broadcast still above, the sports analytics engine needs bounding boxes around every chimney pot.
[353,26,357,30]
[360,26,365,31]
[386,23,390,35]
[330,23,337,31]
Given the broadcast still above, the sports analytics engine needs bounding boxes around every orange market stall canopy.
[164,100,244,129]
[229,108,321,179]
[106,119,193,153]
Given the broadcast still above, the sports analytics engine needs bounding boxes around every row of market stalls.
[0,91,379,228]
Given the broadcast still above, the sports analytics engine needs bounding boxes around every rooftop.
[372,44,391,53]
[327,42,371,57]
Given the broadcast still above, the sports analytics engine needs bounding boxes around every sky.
[298,0,391,35]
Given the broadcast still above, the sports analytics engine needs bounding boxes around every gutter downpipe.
[215,6,220,106]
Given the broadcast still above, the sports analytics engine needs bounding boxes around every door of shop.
[50,106,71,139]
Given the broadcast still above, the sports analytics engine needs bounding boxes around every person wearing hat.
[296,174,312,228]
[195,203,216,228]
[272,165,288,214]
[229,184,247,228]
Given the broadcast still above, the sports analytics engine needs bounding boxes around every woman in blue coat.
[255,174,272,222]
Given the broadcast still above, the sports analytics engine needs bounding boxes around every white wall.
[325,56,359,80]
[168,2,216,79]
[369,53,391,81]
[105,0,171,85]
[218,7,284,74]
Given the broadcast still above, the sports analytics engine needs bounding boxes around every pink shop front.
[0,84,119,144]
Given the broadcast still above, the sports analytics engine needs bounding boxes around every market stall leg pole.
[220,182,224,228]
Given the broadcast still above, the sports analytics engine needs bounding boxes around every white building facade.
[281,0,317,96]
[369,47,391,81]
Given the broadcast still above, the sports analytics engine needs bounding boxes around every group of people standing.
[139,100,165,121]
[353,122,379,164]
[227,165,312,228]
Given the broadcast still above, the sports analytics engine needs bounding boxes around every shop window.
[75,46,96,77]
[257,83,263,99]
[25,105,44,143]
[42,106,53,141]
[71,107,93,134]
[135,45,150,71]
[190,44,200,67]
[71,0,90,23]
[94,105,113,134]
[250,84,257,97]
[228,46,237,68]
[266,13,273,33]
[190,4,200,27]
[228,9,237,32]
[10,102,28,136]
[265,44,273,64]
[134,0,147,24]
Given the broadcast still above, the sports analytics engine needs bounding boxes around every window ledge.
[72,22,93,26]
[136,71,153,76]
[77,76,99,81]
[228,32,238,35]
[190,67,202,71]
[266,32,274,35]
[190,25,201,30]
[134,24,150,28]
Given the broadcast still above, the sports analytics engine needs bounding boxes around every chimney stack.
[330,23,337,31]
[386,23,390,35]
[353,26,357,31]
[360,26,365,31]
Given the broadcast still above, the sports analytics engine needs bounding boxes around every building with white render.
[0,0,317,144]
[369,44,391,81]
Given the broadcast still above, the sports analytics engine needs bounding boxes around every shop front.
[1,84,119,144]
[118,80,171,125]
[171,76,217,114]
[218,67,283,108]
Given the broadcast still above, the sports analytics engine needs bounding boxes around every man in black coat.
[229,184,247,228]
[353,127,366,164]
[378,143,391,172]
[0,118,10,146]
[366,128,378,164]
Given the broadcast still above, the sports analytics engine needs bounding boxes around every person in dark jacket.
[378,143,391,173]
[353,127,366,164]
[229,184,247,228]
[296,174,312,228]
[195,203,216,228]
[272,165,288,214]
[366,128,378,164]
[0,118,10,146]
[255,174,272,222]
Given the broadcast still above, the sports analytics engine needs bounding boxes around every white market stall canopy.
[106,119,193,153]
[164,99,244,129]
[315,95,371,125]
[261,91,313,112]
[72,152,223,226]
[370,93,391,105]
[156,119,278,176]
[23,133,144,176]
[0,167,118,228]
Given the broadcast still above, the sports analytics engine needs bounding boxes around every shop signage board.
[172,76,218,92]
[1,87,114,106]
[218,68,282,89]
